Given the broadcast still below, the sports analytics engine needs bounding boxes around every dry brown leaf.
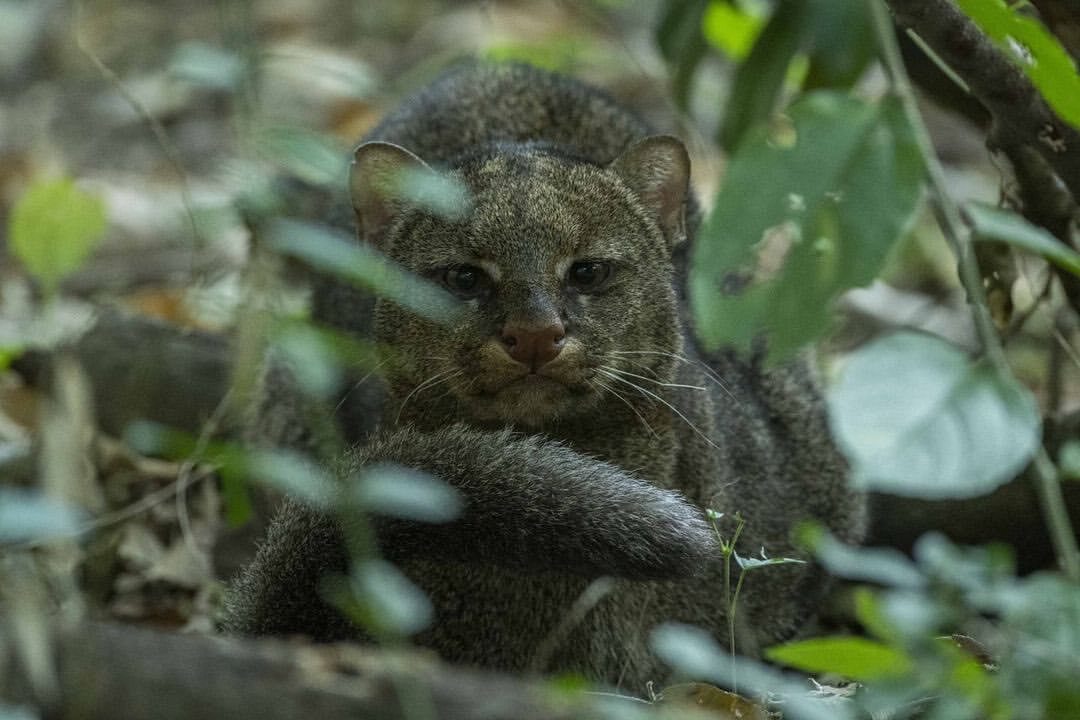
[657,682,770,720]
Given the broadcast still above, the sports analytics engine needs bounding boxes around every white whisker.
[597,368,721,452]
[601,365,706,392]
[333,357,391,415]
[590,377,659,439]
[396,368,462,423]
[611,350,738,404]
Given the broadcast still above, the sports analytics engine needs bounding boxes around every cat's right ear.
[350,141,433,245]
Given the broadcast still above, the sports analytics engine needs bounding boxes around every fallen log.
[1,621,661,720]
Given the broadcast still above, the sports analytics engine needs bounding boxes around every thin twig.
[73,0,205,261]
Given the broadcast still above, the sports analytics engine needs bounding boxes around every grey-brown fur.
[224,62,865,692]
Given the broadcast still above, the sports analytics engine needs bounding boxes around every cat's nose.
[501,320,566,369]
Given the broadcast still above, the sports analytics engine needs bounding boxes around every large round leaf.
[828,333,1040,498]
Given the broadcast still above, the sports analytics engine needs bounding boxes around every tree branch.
[886,0,1080,205]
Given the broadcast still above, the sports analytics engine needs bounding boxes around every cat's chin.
[465,375,597,427]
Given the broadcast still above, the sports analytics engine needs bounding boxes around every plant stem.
[870,0,1080,582]
[1032,447,1080,581]
[869,0,1001,365]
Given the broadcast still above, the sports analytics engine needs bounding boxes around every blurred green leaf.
[702,0,766,60]
[650,623,851,720]
[967,202,1080,277]
[0,346,22,372]
[271,324,342,400]
[1060,441,1080,480]
[270,319,382,399]
[169,41,244,90]
[955,0,1080,129]
[766,636,913,680]
[123,420,253,524]
[248,449,339,508]
[692,91,923,359]
[389,165,472,222]
[718,2,811,151]
[828,332,1041,498]
[255,126,349,187]
[9,177,107,293]
[218,465,254,527]
[998,573,1080,712]
[655,0,711,108]
[266,219,461,324]
[804,0,874,89]
[483,39,586,73]
[351,558,432,637]
[0,702,39,720]
[353,464,462,522]
[854,587,900,643]
[799,522,926,588]
[0,489,82,543]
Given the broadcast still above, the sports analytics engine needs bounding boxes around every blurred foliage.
[829,332,1041,499]
[8,178,107,296]
[690,91,923,360]
[1,0,1079,716]
[956,0,1080,129]
[655,0,1080,716]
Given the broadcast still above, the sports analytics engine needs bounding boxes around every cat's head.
[350,137,689,428]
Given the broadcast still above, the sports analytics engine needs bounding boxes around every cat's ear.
[610,136,690,250]
[350,141,434,245]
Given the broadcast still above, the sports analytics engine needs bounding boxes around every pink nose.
[501,320,566,369]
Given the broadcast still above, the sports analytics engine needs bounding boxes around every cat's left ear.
[350,141,435,247]
[610,135,690,250]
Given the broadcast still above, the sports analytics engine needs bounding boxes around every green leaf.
[655,0,711,108]
[123,420,254,524]
[270,323,343,400]
[734,551,804,570]
[650,623,851,720]
[691,91,923,359]
[218,465,254,527]
[248,449,339,508]
[483,39,586,74]
[1061,441,1080,480]
[803,0,874,89]
[351,558,432,637]
[853,587,899,643]
[0,701,39,720]
[352,464,462,522]
[169,42,244,90]
[955,0,1080,129]
[255,126,349,187]
[702,0,766,60]
[798,522,925,588]
[0,346,23,372]
[265,219,461,324]
[966,202,1080,278]
[9,177,107,293]
[765,636,913,681]
[717,3,811,151]
[828,332,1041,498]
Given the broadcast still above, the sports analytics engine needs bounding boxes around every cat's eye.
[443,264,490,298]
[566,261,612,293]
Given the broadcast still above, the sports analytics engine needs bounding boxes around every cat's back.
[364,61,653,166]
